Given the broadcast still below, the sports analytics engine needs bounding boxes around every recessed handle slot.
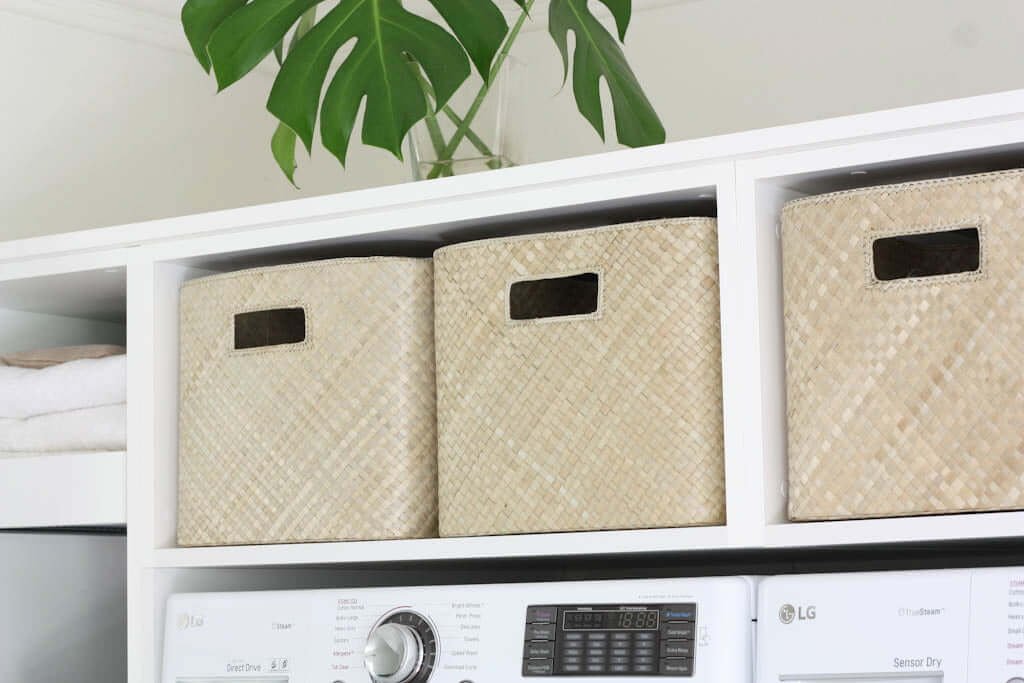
[509,272,600,321]
[234,307,306,349]
[872,227,980,281]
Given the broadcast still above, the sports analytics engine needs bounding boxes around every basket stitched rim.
[782,167,1024,215]
[181,256,431,291]
[433,217,717,257]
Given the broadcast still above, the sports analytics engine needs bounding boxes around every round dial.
[364,611,437,683]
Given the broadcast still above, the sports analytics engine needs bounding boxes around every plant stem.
[427,0,534,180]
[441,105,495,158]
[408,57,454,177]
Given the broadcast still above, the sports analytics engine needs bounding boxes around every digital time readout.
[562,609,659,630]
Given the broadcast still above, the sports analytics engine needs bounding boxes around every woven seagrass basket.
[434,218,725,537]
[177,257,437,546]
[783,169,1024,521]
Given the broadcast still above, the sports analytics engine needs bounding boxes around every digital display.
[563,609,659,630]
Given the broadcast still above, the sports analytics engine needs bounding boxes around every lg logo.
[176,613,205,630]
[778,603,816,624]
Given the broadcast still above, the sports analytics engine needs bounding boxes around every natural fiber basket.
[434,218,725,537]
[783,169,1024,521]
[177,257,437,546]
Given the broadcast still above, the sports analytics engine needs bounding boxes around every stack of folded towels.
[0,345,126,458]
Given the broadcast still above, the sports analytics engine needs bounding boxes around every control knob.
[364,611,436,683]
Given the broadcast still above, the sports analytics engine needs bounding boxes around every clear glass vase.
[407,58,523,181]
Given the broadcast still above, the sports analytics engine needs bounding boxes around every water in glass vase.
[407,57,523,181]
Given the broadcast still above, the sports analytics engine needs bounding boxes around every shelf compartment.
[736,118,1024,538]
[142,164,737,559]
[0,261,129,529]
[0,451,126,528]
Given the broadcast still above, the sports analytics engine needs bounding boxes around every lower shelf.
[148,509,1024,569]
[150,524,735,568]
[0,451,126,528]
[765,510,1024,548]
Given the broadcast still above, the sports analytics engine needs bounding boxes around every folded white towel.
[0,355,126,419]
[0,449,126,460]
[0,404,126,452]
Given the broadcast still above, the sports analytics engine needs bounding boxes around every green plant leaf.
[271,122,299,186]
[181,0,247,73]
[267,0,470,164]
[207,0,322,91]
[548,0,665,148]
[426,0,508,81]
[274,40,284,65]
[596,0,631,41]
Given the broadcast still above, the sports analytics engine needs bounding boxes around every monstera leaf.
[181,0,247,72]
[549,0,664,147]
[181,0,665,183]
[268,0,471,165]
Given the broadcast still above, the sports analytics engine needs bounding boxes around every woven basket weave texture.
[177,257,437,546]
[783,169,1024,521]
[434,218,725,537]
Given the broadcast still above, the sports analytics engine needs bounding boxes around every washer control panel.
[162,576,754,683]
[522,603,697,676]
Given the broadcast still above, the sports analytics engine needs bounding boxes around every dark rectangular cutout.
[872,227,980,281]
[234,307,306,349]
[509,272,600,321]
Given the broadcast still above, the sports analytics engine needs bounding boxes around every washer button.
[526,606,557,624]
[661,623,695,640]
[661,640,694,658]
[660,605,696,622]
[659,658,693,675]
[525,642,555,659]
[523,659,554,675]
[525,624,555,641]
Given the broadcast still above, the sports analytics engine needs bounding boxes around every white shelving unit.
[3,89,1024,681]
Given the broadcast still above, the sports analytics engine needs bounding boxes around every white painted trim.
[0,0,277,73]
[0,0,678,56]
[0,0,187,55]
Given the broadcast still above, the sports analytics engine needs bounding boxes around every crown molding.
[0,0,188,55]
[0,0,686,54]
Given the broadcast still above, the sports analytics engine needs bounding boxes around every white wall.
[0,532,127,683]
[0,309,126,354]
[2,0,1024,241]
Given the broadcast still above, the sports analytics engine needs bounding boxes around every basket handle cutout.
[509,272,600,321]
[234,307,306,349]
[872,227,980,282]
